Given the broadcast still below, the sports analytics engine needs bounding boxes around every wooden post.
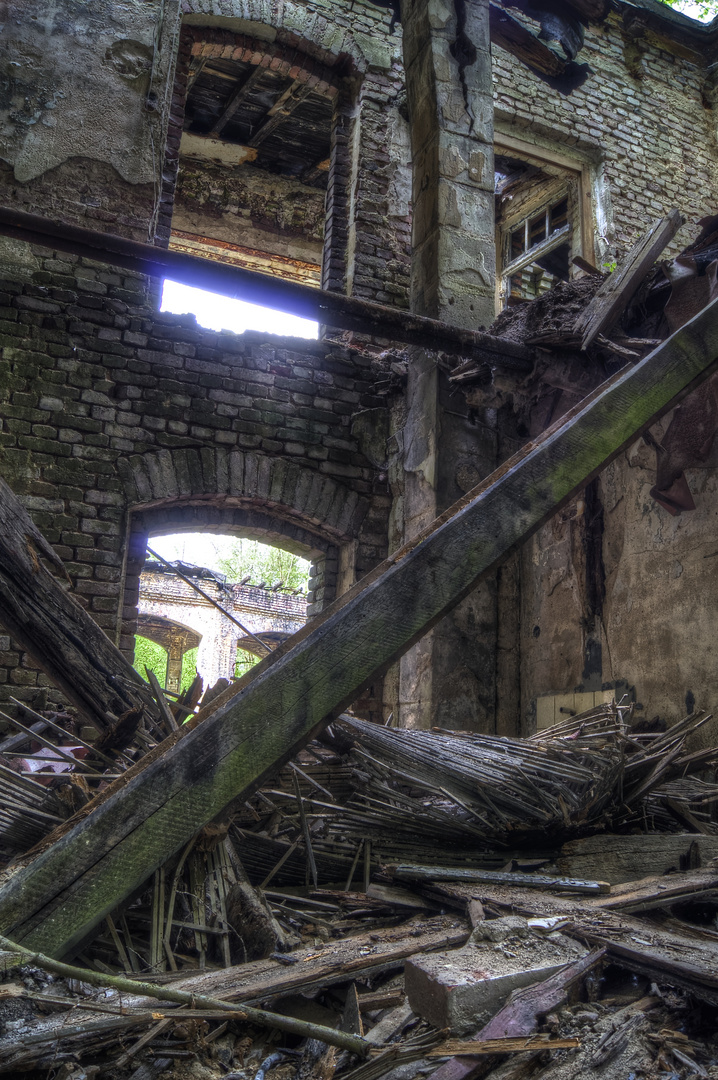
[399,0,498,730]
[2,298,718,958]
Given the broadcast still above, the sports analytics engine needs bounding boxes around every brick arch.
[117,448,369,660]
[118,448,368,542]
[179,2,382,73]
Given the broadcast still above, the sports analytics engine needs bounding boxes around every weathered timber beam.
[0,477,157,734]
[209,66,265,137]
[0,207,532,372]
[0,933,372,1057]
[575,209,683,349]
[247,79,313,148]
[3,297,718,958]
[489,4,566,77]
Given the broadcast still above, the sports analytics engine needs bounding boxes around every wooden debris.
[0,476,159,737]
[390,865,610,895]
[427,1035,581,1055]
[556,832,718,884]
[574,209,683,348]
[0,931,373,1058]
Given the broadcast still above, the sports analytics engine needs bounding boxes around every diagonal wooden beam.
[0,476,158,735]
[575,209,683,349]
[209,66,265,138]
[2,298,718,959]
[186,55,207,93]
[247,79,313,148]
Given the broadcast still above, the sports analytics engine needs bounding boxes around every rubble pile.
[2,700,718,1079]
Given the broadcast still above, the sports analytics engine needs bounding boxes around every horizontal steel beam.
[0,206,533,372]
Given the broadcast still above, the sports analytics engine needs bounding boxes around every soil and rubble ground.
[3,702,718,1080]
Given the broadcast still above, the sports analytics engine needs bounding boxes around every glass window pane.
[529,213,547,247]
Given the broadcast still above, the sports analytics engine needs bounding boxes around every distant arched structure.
[136,613,202,693]
[137,566,306,688]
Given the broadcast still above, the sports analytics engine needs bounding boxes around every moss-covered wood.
[2,297,718,958]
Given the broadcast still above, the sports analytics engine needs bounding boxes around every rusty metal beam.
[0,206,533,372]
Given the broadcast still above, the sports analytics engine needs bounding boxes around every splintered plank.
[575,209,683,349]
[2,296,718,959]
[389,865,610,894]
[0,477,157,734]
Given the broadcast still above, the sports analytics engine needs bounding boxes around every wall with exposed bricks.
[0,248,391,717]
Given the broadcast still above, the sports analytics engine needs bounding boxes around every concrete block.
[405,917,586,1034]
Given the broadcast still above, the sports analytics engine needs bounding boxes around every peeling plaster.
[0,0,177,185]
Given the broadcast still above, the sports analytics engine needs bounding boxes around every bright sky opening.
[147,532,310,580]
[161,279,318,339]
[670,0,716,19]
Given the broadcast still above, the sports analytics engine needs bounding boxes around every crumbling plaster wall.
[0,0,180,244]
[173,160,325,266]
[599,435,718,725]
[490,8,718,731]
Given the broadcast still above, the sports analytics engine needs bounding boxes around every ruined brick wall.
[0,250,391,717]
[492,12,718,259]
[490,9,718,734]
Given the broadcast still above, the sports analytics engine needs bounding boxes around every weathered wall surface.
[0,0,176,242]
[173,160,325,264]
[517,423,718,732]
[0,250,391,716]
[493,11,718,261]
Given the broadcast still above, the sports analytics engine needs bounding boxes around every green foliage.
[133,636,167,686]
[133,638,199,694]
[215,538,310,592]
[658,0,718,19]
[235,646,259,678]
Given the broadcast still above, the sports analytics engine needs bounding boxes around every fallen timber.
[0,932,373,1058]
[0,476,159,736]
[2,297,718,960]
[0,206,532,371]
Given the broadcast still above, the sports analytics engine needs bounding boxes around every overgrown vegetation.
[214,538,310,592]
[133,636,199,694]
[659,0,718,18]
[135,537,310,692]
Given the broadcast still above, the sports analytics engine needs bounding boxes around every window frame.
[494,133,593,312]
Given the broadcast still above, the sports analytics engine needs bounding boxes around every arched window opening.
[133,531,310,700]
[159,29,342,336]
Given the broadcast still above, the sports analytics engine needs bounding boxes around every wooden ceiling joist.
[209,66,266,138]
[247,79,315,149]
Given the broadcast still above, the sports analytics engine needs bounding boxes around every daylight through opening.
[133,532,310,698]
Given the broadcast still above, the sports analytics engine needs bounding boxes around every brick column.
[165,628,185,694]
[398,0,498,730]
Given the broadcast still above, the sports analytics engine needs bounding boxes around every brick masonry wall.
[0,250,391,717]
[349,64,412,309]
[492,11,718,258]
[0,159,158,245]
